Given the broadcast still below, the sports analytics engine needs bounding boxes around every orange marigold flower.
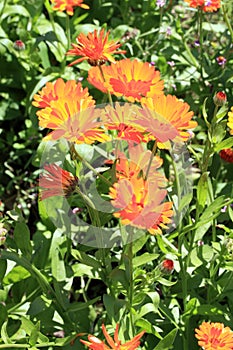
[42,107,110,144]
[228,106,233,135]
[184,0,221,12]
[109,145,173,234]
[138,95,197,148]
[80,324,145,350]
[88,59,164,102]
[219,149,233,163]
[195,321,233,350]
[39,163,78,200]
[32,79,108,144]
[67,28,126,67]
[32,78,95,128]
[102,103,151,143]
[115,143,165,185]
[50,0,89,15]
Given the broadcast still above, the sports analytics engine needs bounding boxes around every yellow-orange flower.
[184,0,221,12]
[50,0,89,15]
[195,321,233,350]
[39,163,78,200]
[109,145,173,235]
[227,106,233,135]
[33,78,109,144]
[67,29,126,67]
[80,324,145,350]
[102,103,151,143]
[88,59,164,102]
[138,95,197,148]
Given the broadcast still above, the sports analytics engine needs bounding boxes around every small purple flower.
[156,0,166,8]
[167,60,175,67]
[150,61,155,66]
[166,26,172,36]
[197,240,204,246]
[171,84,177,91]
[216,56,227,66]
[205,0,212,6]
[194,40,200,47]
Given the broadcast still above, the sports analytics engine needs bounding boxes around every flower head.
[33,79,108,144]
[80,324,145,349]
[184,0,221,12]
[102,103,151,143]
[39,164,78,200]
[216,56,227,66]
[227,106,233,135]
[88,59,164,102]
[67,29,126,66]
[109,146,173,235]
[138,95,197,148]
[156,0,166,7]
[50,0,89,15]
[219,149,233,163]
[195,321,233,350]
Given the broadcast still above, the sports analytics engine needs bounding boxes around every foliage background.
[0,0,233,349]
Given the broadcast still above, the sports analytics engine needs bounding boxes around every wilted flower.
[80,324,145,349]
[67,29,126,66]
[213,91,227,106]
[195,321,233,350]
[50,0,89,15]
[39,163,78,200]
[13,40,25,51]
[219,149,233,163]
[216,56,227,66]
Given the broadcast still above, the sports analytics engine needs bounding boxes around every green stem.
[182,35,198,69]
[125,231,135,336]
[66,14,71,50]
[145,141,157,180]
[222,4,233,42]
[0,0,7,19]
[70,144,112,186]
[98,64,113,106]
[198,10,204,82]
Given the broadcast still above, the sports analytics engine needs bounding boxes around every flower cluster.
[33,28,197,236]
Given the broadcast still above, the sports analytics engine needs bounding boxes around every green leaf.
[14,222,32,258]
[154,328,177,350]
[133,253,159,267]
[71,249,101,269]
[196,172,208,213]
[3,265,30,285]
[135,318,163,337]
[214,137,233,152]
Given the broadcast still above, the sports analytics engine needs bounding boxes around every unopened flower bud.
[0,227,7,245]
[13,40,25,51]
[213,91,227,106]
[219,149,233,163]
[159,259,174,274]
